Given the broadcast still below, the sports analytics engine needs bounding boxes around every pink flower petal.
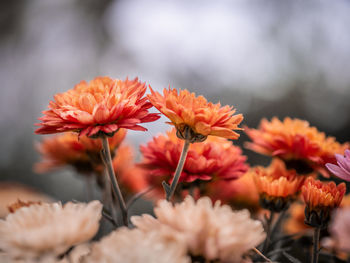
[345,149,350,160]
[335,153,350,175]
[326,163,350,181]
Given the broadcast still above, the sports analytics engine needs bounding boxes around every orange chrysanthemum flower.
[245,117,348,176]
[254,159,305,198]
[253,158,305,212]
[35,77,160,137]
[302,177,346,228]
[35,130,126,175]
[140,128,248,184]
[148,87,243,142]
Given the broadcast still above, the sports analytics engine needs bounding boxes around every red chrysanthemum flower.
[140,128,248,184]
[34,130,126,175]
[35,77,160,137]
[245,117,349,176]
[148,87,243,142]
[302,177,346,228]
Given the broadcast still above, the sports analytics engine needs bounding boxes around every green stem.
[311,227,321,263]
[101,135,128,226]
[166,140,190,201]
[262,211,275,253]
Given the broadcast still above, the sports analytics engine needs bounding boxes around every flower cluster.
[1,74,348,263]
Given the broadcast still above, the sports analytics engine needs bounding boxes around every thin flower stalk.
[312,227,321,263]
[262,211,275,253]
[101,135,128,226]
[269,209,288,243]
[164,140,191,201]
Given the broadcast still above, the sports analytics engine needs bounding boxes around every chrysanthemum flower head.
[148,87,243,142]
[326,149,350,181]
[35,130,126,175]
[35,77,160,137]
[132,196,265,262]
[253,158,305,212]
[0,200,102,260]
[7,200,42,213]
[302,177,346,228]
[83,227,190,263]
[0,182,53,218]
[245,117,348,176]
[140,128,248,184]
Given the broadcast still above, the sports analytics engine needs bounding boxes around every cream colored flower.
[0,200,102,260]
[0,182,53,218]
[67,244,91,263]
[0,253,69,263]
[83,227,190,263]
[132,196,266,263]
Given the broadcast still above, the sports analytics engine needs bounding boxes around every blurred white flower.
[0,252,69,263]
[83,227,190,263]
[132,196,265,262]
[0,200,102,260]
[0,182,54,218]
[322,207,350,253]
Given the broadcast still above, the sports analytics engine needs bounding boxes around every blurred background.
[0,0,349,203]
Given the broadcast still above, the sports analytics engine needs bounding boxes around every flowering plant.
[0,76,349,263]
